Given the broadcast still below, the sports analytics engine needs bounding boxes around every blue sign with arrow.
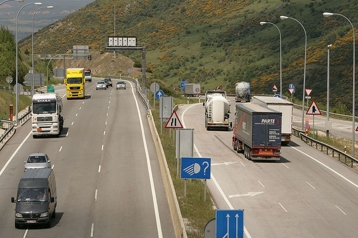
[155,89,165,100]
[180,157,211,180]
[216,209,244,238]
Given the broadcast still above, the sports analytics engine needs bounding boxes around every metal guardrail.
[292,128,358,169]
[0,107,32,150]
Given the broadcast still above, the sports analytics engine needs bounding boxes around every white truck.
[204,93,231,130]
[235,81,251,102]
[251,96,293,145]
[31,93,64,138]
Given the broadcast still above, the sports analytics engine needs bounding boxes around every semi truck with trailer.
[251,96,293,145]
[184,83,200,97]
[64,68,85,99]
[204,93,231,130]
[31,93,64,138]
[232,103,281,160]
[235,81,251,102]
[84,68,92,82]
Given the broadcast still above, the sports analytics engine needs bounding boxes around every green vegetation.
[17,0,358,115]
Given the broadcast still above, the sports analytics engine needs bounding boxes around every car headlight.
[40,212,49,217]
[15,213,23,218]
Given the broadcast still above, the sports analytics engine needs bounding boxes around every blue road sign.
[180,157,211,179]
[216,210,244,238]
[274,94,281,98]
[155,89,165,100]
[289,83,295,93]
[180,80,188,90]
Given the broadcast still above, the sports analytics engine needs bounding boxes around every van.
[11,168,57,228]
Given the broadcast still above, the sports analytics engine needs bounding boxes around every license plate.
[27,220,36,223]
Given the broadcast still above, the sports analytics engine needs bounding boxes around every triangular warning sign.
[305,88,312,96]
[165,111,183,128]
[288,88,294,94]
[306,100,322,115]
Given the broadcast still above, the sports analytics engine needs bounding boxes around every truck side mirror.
[11,197,15,203]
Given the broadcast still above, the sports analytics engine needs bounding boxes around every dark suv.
[103,78,112,87]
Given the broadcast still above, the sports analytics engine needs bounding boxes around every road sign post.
[216,209,244,238]
[180,157,211,201]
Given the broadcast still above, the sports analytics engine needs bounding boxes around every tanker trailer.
[235,82,251,102]
[205,93,231,130]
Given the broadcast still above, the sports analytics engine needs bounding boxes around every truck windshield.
[17,188,47,202]
[85,72,91,76]
[67,77,83,84]
[33,102,56,114]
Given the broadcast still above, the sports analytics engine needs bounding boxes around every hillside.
[17,0,358,114]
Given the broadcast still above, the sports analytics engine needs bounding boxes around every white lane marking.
[23,229,28,238]
[212,162,237,166]
[66,131,69,137]
[258,180,265,188]
[98,165,101,173]
[240,161,246,167]
[59,146,62,152]
[0,131,31,177]
[335,205,347,215]
[52,165,55,169]
[306,181,316,189]
[131,82,163,237]
[290,146,358,189]
[229,191,263,198]
[103,131,106,136]
[182,104,252,238]
[107,113,109,117]
[76,113,78,117]
[91,223,94,237]
[282,163,289,169]
[79,107,82,110]
[101,145,104,151]
[279,203,288,212]
[105,121,107,125]
[71,122,74,125]
[95,189,98,202]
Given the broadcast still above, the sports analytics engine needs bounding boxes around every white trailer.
[251,96,293,145]
[205,93,230,130]
[31,93,64,138]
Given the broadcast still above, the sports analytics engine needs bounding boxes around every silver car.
[116,81,126,90]
[96,81,107,90]
[24,153,51,171]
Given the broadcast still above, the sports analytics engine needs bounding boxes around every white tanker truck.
[235,81,251,102]
[204,93,231,130]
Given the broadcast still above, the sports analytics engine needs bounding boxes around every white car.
[116,81,126,90]
[24,153,51,171]
[96,81,107,90]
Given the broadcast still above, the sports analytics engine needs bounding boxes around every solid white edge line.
[279,203,288,212]
[131,82,163,237]
[290,146,358,189]
[335,205,346,215]
[0,131,32,177]
[182,104,252,238]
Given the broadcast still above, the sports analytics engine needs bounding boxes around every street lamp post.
[16,2,42,125]
[326,44,332,138]
[260,21,282,97]
[32,5,53,96]
[323,12,356,157]
[280,16,307,132]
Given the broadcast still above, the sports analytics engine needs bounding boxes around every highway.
[177,101,358,238]
[0,79,175,237]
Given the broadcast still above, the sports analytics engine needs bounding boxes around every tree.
[0,26,28,85]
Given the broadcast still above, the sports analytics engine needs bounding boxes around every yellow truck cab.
[64,68,85,99]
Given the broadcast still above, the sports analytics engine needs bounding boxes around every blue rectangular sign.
[180,157,211,180]
[216,209,244,238]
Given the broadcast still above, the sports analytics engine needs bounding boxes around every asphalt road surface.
[0,79,175,238]
[177,100,358,238]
